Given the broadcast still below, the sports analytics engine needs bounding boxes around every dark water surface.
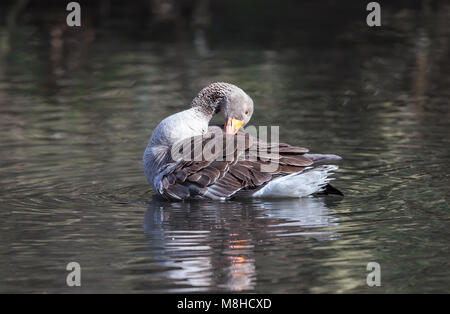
[0,1,449,293]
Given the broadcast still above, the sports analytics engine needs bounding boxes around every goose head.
[191,82,254,135]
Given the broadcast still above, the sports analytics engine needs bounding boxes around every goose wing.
[157,129,324,200]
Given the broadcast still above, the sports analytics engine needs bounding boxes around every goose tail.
[252,165,340,198]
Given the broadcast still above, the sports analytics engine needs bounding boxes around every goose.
[143,82,342,200]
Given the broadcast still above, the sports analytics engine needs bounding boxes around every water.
[0,1,449,293]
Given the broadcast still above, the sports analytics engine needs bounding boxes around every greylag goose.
[143,82,342,200]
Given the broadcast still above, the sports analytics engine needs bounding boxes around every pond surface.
[0,1,449,293]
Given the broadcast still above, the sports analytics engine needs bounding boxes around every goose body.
[143,82,341,200]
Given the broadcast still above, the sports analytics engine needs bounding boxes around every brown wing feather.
[158,128,335,200]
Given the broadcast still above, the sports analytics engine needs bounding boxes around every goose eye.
[245,110,249,115]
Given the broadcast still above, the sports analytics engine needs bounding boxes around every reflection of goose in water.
[143,82,342,201]
[142,196,340,292]
[258,197,340,239]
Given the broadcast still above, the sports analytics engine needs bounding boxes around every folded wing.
[157,128,337,200]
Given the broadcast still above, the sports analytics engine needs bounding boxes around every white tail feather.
[252,165,338,198]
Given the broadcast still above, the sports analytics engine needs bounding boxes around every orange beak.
[225,118,244,135]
